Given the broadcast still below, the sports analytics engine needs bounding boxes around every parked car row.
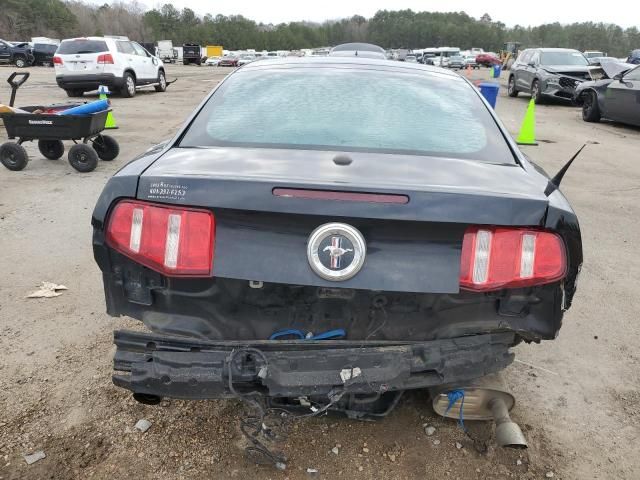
[445,55,480,70]
[507,47,640,127]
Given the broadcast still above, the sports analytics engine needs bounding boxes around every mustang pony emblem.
[307,223,367,281]
[323,237,354,269]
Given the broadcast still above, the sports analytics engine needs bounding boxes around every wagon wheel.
[0,142,29,171]
[91,135,120,161]
[38,140,65,160]
[68,144,98,172]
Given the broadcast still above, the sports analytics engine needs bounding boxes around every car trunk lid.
[135,147,549,293]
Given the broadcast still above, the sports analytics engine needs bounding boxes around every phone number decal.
[147,181,188,200]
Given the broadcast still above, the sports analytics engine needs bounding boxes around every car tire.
[531,79,544,104]
[507,76,519,97]
[154,70,167,92]
[120,72,136,98]
[0,142,29,171]
[38,140,64,160]
[91,135,120,161]
[68,144,98,172]
[65,89,84,98]
[14,56,26,68]
[582,91,601,123]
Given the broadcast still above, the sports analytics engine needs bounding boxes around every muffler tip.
[489,397,528,449]
[133,393,162,405]
[495,422,528,449]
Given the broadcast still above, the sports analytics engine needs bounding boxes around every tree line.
[1,1,638,57]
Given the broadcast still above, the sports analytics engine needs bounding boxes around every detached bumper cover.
[113,330,516,399]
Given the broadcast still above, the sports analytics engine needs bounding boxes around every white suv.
[54,37,166,98]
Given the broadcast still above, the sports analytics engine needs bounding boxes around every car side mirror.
[528,61,536,67]
[613,73,624,82]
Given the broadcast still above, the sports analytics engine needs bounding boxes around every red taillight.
[97,53,114,64]
[106,200,215,277]
[460,226,566,291]
[53,56,63,65]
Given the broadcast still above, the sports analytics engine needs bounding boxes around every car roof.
[61,36,115,42]
[239,56,461,78]
[527,47,582,53]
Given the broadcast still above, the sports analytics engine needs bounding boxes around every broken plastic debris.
[306,467,318,474]
[135,419,152,433]
[23,451,46,465]
[26,282,68,298]
[340,367,362,383]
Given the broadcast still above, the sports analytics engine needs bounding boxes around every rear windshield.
[541,51,588,66]
[179,67,515,162]
[57,40,108,55]
[332,43,384,53]
[34,44,58,53]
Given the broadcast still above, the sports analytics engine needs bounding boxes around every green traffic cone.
[104,110,118,129]
[98,86,118,129]
[516,99,537,145]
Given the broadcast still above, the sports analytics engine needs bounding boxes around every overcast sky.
[130,0,639,28]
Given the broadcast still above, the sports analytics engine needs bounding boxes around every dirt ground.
[0,63,638,480]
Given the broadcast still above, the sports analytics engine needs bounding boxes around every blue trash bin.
[479,82,500,109]
[492,65,502,78]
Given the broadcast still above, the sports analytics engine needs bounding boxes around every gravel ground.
[0,64,638,480]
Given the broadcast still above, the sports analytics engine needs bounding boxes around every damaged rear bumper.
[113,330,516,399]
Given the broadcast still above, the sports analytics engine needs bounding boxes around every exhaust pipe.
[133,393,162,405]
[430,373,527,449]
[489,396,527,449]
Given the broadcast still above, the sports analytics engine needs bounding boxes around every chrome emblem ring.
[307,223,366,281]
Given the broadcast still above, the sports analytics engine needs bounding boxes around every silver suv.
[507,48,592,103]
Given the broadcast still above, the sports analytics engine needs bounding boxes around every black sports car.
[574,61,640,126]
[93,57,582,413]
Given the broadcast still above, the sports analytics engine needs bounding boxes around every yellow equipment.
[500,42,521,67]
[205,46,223,58]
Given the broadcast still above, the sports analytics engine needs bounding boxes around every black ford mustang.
[92,57,582,411]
